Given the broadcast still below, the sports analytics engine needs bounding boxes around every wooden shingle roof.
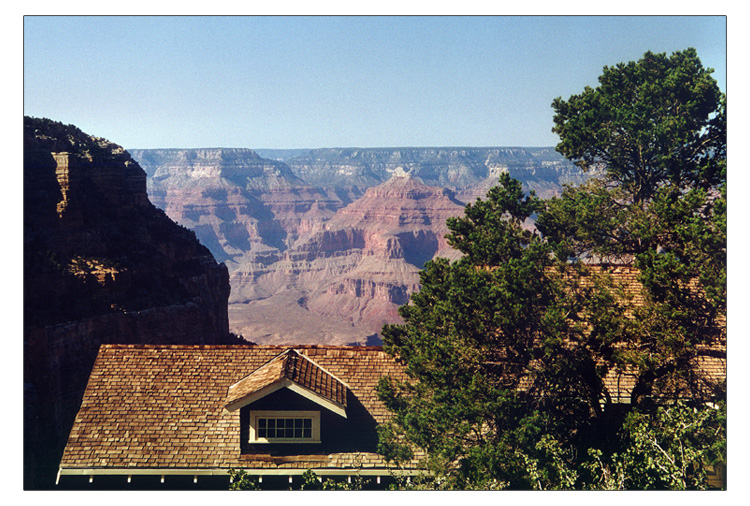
[60,270,726,480]
[593,265,726,402]
[59,345,409,474]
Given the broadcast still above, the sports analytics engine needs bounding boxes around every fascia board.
[58,467,421,477]
[224,378,347,418]
[224,380,285,412]
[285,381,347,418]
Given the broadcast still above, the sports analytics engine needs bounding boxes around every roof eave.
[57,466,420,479]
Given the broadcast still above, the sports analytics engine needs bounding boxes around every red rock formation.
[129,147,591,346]
[229,175,466,344]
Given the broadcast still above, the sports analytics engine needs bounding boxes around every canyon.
[131,146,591,345]
[23,117,591,489]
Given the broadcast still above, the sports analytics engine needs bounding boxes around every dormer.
[224,349,349,445]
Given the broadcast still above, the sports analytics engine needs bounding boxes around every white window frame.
[249,410,321,444]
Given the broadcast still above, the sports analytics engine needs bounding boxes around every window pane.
[254,415,316,441]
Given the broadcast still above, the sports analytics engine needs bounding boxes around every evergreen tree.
[543,48,726,407]
[551,48,725,204]
[377,49,726,490]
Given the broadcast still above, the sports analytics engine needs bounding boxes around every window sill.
[249,439,322,444]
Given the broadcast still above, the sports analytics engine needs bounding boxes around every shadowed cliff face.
[24,119,231,328]
[23,117,232,489]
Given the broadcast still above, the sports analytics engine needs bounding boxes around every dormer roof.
[224,348,348,417]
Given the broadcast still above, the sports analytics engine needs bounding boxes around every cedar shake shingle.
[59,345,408,472]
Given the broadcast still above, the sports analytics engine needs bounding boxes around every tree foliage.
[377,49,726,490]
[551,48,725,203]
[585,401,726,490]
[299,469,369,490]
[228,468,261,490]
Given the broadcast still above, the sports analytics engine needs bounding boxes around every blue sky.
[23,15,726,150]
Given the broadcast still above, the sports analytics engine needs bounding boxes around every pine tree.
[377,49,726,490]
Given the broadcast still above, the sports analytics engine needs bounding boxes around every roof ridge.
[224,347,349,413]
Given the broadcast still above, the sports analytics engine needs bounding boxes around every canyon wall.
[228,174,466,344]
[130,148,347,267]
[131,146,591,346]
[24,118,232,489]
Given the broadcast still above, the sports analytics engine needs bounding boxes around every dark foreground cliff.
[23,117,233,489]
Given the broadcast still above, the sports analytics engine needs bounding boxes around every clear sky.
[23,15,727,150]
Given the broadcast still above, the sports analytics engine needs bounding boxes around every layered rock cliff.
[129,146,591,346]
[280,146,591,198]
[228,175,466,344]
[23,118,232,489]
[131,148,346,266]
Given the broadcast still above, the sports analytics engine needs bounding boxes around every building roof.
[59,344,409,475]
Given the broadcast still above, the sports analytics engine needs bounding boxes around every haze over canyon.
[130,146,593,345]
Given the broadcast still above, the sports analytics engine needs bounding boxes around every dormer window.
[249,410,321,443]
[224,348,349,448]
